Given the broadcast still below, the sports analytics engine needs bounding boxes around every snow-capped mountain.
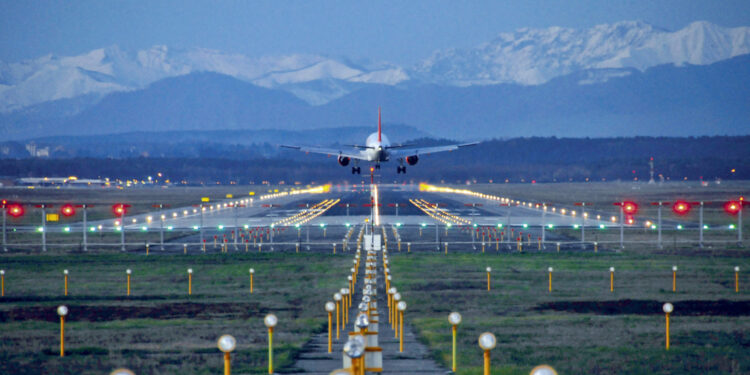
[0,45,408,112]
[413,21,750,86]
[0,20,749,113]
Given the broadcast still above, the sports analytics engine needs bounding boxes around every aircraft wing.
[279,145,369,160]
[390,142,479,156]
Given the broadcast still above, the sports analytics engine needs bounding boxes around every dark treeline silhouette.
[0,136,747,183]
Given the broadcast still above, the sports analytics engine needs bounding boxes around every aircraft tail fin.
[378,107,382,142]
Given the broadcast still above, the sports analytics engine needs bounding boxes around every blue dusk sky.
[1,0,749,65]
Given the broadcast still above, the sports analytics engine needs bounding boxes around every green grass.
[0,252,351,374]
[389,251,749,375]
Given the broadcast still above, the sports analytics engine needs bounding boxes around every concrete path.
[291,248,448,374]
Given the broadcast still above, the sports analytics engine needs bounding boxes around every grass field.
[389,251,749,375]
[0,252,351,375]
[1,248,747,374]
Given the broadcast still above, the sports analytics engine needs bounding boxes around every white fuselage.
[362,132,391,162]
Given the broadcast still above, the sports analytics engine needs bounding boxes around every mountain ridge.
[1,20,749,112]
[2,54,748,141]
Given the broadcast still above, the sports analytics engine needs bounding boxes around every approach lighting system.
[622,201,638,215]
[112,204,130,217]
[724,201,742,215]
[7,203,24,218]
[672,201,691,216]
[60,204,76,217]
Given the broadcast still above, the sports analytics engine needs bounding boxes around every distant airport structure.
[14,177,108,187]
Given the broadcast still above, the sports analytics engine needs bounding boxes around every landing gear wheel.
[352,167,361,174]
[397,166,406,174]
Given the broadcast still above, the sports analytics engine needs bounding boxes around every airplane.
[280,108,478,174]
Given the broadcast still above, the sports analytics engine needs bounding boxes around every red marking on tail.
[378,107,382,142]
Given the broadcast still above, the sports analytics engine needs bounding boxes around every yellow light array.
[418,183,509,203]
[410,199,452,225]
[260,184,331,201]
[272,198,340,227]
[409,199,471,225]
[418,199,471,225]
[273,200,329,227]
[418,183,616,223]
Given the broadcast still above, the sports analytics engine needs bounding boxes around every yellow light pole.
[1,269,5,297]
[110,368,135,375]
[126,269,132,296]
[249,268,255,294]
[341,288,350,324]
[63,269,69,296]
[397,301,407,352]
[187,268,193,295]
[217,334,236,375]
[672,266,677,292]
[734,266,740,293]
[609,267,615,292]
[343,335,365,375]
[325,302,335,353]
[387,287,396,324]
[530,364,558,375]
[408,242,411,253]
[393,292,401,336]
[448,312,462,372]
[264,314,278,374]
[478,332,497,375]
[57,305,68,357]
[548,267,553,292]
[486,267,492,291]
[334,292,342,339]
[663,302,673,350]
[348,275,353,293]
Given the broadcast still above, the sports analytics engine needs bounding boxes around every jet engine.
[405,155,419,165]
[338,156,351,166]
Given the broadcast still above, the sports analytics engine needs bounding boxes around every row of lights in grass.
[31,221,739,234]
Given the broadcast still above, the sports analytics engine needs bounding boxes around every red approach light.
[724,201,742,215]
[60,204,76,217]
[622,201,639,215]
[111,204,129,217]
[7,203,24,218]
[672,201,691,216]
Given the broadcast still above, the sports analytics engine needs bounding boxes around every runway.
[101,183,613,231]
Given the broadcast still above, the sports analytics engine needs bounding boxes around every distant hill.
[0,126,431,159]
[2,54,749,141]
[1,136,748,183]
[2,21,748,111]
[1,20,750,141]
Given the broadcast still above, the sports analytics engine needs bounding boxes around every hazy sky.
[1,0,749,65]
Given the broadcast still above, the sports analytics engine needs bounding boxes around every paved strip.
[291,236,447,374]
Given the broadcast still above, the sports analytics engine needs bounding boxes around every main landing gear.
[397,166,407,174]
[352,166,361,174]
